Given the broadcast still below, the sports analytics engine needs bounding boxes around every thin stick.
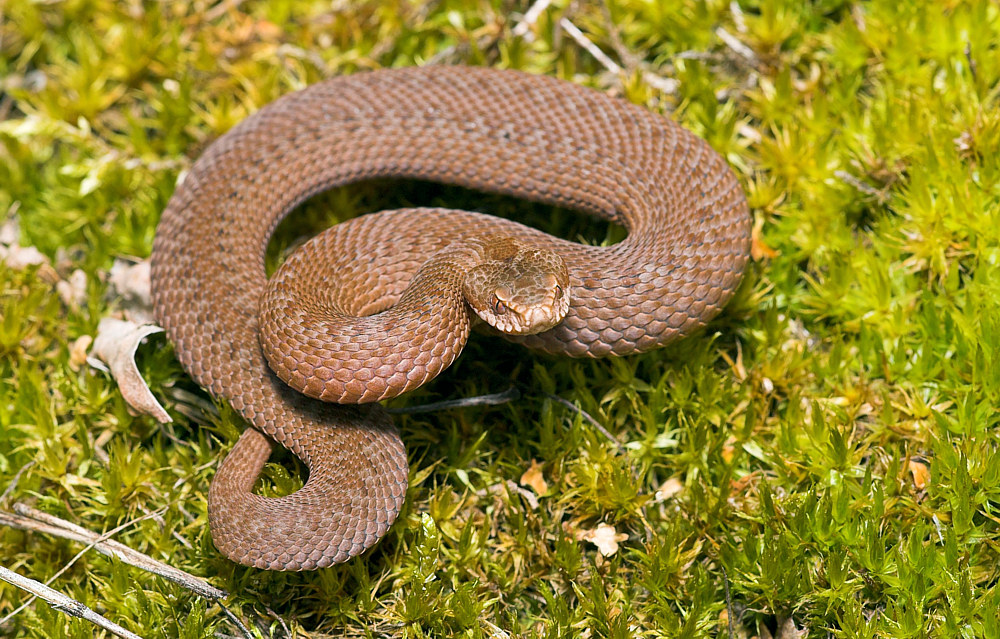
[597,0,678,94]
[0,565,144,639]
[560,18,624,75]
[715,27,758,66]
[0,460,35,504]
[512,0,554,38]
[721,564,735,639]
[835,170,890,202]
[545,393,622,450]
[559,18,677,94]
[729,0,748,33]
[265,605,293,639]
[203,0,249,22]
[217,604,255,639]
[965,41,978,83]
[477,479,540,511]
[0,508,171,627]
[385,386,520,414]
[0,505,227,600]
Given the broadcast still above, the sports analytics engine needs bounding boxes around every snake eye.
[493,296,507,314]
[554,284,563,297]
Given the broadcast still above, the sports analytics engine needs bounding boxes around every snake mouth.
[461,239,572,336]
[480,279,570,335]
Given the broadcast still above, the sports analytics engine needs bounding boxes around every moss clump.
[2,0,999,637]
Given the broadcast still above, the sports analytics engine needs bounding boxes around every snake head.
[463,239,570,335]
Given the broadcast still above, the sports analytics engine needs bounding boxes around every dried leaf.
[519,460,548,495]
[0,213,18,245]
[0,242,60,282]
[577,523,628,557]
[1,209,56,280]
[1,243,49,269]
[774,616,806,639]
[57,269,88,308]
[88,318,171,424]
[107,259,153,322]
[761,377,774,394]
[654,477,684,502]
[69,335,93,370]
[751,215,778,260]
[909,459,930,490]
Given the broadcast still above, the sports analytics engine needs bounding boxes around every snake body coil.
[150,66,751,570]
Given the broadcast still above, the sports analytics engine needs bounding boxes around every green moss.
[2,0,999,636]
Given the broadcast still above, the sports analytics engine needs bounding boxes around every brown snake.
[150,66,751,570]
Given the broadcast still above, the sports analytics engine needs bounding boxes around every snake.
[150,66,751,571]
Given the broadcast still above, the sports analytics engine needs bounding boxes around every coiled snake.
[150,66,751,570]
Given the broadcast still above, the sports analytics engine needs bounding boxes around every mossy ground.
[2,0,999,637]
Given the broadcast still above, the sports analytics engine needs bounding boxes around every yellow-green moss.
[2,0,999,637]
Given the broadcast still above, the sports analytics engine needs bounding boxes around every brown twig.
[559,17,677,94]
[545,393,622,450]
[834,170,891,204]
[721,564,735,639]
[596,0,678,95]
[203,0,249,22]
[0,505,227,600]
[0,508,171,626]
[477,479,540,511]
[0,565,144,639]
[560,17,623,76]
[512,0,554,39]
[0,460,34,505]
[265,605,293,639]
[715,26,758,67]
[386,386,520,414]
[0,505,253,637]
[964,41,978,83]
[217,604,255,639]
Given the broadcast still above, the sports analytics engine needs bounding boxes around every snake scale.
[150,66,751,570]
